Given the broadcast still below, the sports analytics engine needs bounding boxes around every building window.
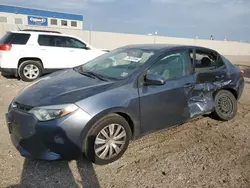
[61,20,67,26]
[51,19,57,25]
[71,21,77,27]
[0,17,7,23]
[15,18,23,24]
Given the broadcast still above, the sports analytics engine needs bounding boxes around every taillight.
[240,70,244,76]
[0,44,12,51]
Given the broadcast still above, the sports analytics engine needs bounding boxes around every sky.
[2,0,250,41]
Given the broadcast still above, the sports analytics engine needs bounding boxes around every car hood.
[14,69,115,107]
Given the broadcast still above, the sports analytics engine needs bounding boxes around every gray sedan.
[6,44,244,165]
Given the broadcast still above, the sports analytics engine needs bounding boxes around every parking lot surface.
[1,64,250,188]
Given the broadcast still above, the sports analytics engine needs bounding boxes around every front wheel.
[212,90,237,121]
[84,114,132,165]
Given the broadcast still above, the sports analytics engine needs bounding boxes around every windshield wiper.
[79,71,109,81]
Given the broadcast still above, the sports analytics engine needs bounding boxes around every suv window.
[0,32,30,45]
[193,49,224,72]
[38,35,87,49]
[64,37,87,49]
[148,50,192,80]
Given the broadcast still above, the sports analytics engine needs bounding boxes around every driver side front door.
[138,49,195,134]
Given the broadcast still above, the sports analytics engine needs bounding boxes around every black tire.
[211,90,237,121]
[18,60,43,82]
[84,114,132,165]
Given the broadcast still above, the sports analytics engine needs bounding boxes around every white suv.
[0,29,108,82]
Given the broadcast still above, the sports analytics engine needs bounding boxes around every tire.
[18,60,43,82]
[84,114,132,165]
[211,90,237,121]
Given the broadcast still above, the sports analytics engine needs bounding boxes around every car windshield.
[76,48,156,80]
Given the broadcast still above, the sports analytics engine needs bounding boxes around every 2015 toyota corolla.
[5,44,244,165]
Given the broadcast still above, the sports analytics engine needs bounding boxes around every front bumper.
[6,107,92,160]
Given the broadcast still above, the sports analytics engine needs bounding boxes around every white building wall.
[0,12,83,29]
[0,23,249,65]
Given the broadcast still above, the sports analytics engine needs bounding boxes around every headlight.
[28,104,79,121]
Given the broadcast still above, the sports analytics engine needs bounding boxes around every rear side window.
[0,32,30,45]
[193,49,224,72]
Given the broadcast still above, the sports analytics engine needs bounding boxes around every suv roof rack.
[21,29,61,34]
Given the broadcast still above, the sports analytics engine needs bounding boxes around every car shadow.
[7,158,100,188]
[0,73,18,80]
[7,129,101,188]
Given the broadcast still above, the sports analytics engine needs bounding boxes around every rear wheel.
[18,60,43,82]
[212,90,237,121]
[84,114,131,165]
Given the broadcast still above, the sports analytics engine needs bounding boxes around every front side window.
[148,50,192,80]
[76,48,156,80]
[194,49,224,72]
[64,37,87,49]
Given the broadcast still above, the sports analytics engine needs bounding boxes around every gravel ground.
[1,64,250,188]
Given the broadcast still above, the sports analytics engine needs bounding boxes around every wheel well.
[116,112,134,137]
[18,58,43,68]
[213,88,238,100]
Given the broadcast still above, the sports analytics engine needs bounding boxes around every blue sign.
[28,16,48,26]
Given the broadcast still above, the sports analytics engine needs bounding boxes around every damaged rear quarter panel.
[187,62,233,118]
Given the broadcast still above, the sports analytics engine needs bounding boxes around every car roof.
[11,30,62,35]
[120,44,217,53]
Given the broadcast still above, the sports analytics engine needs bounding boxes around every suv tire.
[18,60,43,82]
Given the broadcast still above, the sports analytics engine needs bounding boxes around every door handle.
[215,75,224,80]
[184,83,194,88]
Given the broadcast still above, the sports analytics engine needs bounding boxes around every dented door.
[187,47,231,118]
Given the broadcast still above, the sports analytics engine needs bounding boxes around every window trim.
[143,48,194,82]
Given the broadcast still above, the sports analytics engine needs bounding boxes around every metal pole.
[89,23,92,45]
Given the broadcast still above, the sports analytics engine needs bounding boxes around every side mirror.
[144,73,165,86]
[84,46,91,50]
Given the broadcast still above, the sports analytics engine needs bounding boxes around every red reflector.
[240,70,244,76]
[0,44,12,51]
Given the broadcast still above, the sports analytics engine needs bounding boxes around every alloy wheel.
[94,124,127,160]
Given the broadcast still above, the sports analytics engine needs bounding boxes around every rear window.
[0,32,30,45]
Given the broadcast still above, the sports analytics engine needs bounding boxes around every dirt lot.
[1,64,250,188]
